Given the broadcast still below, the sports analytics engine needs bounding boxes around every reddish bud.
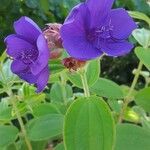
[62,57,86,71]
[50,48,63,59]
[43,23,62,50]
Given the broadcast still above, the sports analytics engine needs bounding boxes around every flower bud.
[43,23,62,50]
[62,57,86,71]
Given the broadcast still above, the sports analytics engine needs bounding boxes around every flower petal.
[14,16,42,43]
[110,8,137,39]
[18,73,37,84]
[11,60,37,84]
[36,65,49,93]
[86,0,114,27]
[64,3,90,31]
[4,34,35,58]
[30,34,49,75]
[101,39,134,56]
[11,60,28,74]
[61,22,103,60]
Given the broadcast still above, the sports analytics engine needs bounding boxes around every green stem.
[8,91,32,150]
[60,74,67,104]
[118,61,143,123]
[80,70,90,97]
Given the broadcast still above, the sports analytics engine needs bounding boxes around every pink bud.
[43,23,63,50]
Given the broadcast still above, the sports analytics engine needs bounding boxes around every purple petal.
[86,0,114,27]
[61,3,103,60]
[110,8,137,39]
[14,16,42,43]
[18,73,37,84]
[36,65,49,93]
[64,3,90,31]
[101,39,134,56]
[11,60,37,84]
[4,34,35,58]
[61,22,102,60]
[30,34,49,75]
[11,60,28,74]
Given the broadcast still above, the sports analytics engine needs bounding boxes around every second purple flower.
[61,0,137,60]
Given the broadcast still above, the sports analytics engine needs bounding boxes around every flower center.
[87,20,114,49]
[19,49,39,64]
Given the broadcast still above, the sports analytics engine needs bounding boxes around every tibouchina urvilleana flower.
[5,16,49,92]
[61,0,137,60]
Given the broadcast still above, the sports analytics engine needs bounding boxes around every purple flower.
[60,0,137,60]
[4,16,49,92]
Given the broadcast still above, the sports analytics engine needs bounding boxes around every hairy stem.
[80,70,90,97]
[118,61,143,123]
[8,91,32,150]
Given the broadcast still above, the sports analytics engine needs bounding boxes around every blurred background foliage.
[0,0,150,85]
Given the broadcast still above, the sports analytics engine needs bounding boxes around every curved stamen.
[17,49,38,64]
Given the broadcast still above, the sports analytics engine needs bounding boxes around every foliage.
[0,0,150,150]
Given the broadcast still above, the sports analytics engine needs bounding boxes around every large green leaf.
[0,125,19,148]
[67,59,100,88]
[115,124,150,150]
[27,114,64,141]
[135,87,150,112]
[135,47,150,70]
[132,28,150,48]
[64,96,115,150]
[90,78,124,99]
[32,103,60,117]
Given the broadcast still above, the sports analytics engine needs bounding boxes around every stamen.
[87,19,115,49]
[18,49,38,64]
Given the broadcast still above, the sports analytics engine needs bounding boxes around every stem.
[118,61,143,123]
[80,70,90,97]
[60,74,67,104]
[8,90,32,150]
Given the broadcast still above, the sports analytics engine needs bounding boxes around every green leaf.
[115,124,150,150]
[132,28,150,48]
[27,114,64,141]
[90,78,124,99]
[64,96,115,150]
[54,143,65,150]
[2,143,17,150]
[0,100,12,121]
[32,103,60,117]
[67,59,100,88]
[135,47,150,70]
[135,87,150,112]
[0,60,19,85]
[50,82,73,103]
[40,0,49,13]
[31,141,47,150]
[25,0,39,9]
[124,108,140,123]
[0,125,19,148]
[128,11,150,26]
[16,139,46,150]
[49,59,65,75]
